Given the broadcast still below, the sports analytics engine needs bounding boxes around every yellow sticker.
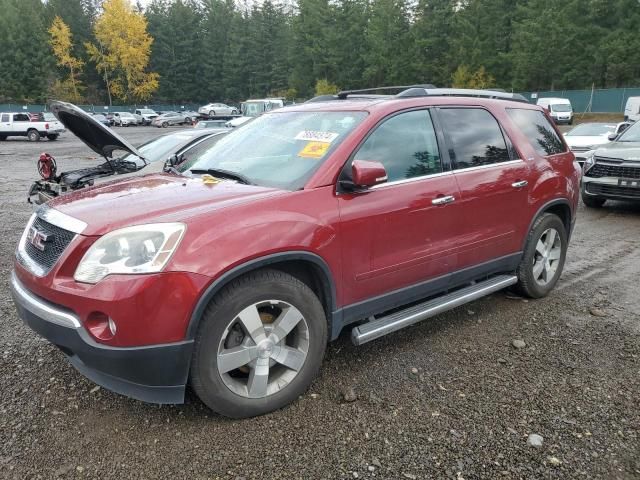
[298,141,330,159]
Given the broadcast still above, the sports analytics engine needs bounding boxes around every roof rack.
[336,84,437,100]
[396,87,529,103]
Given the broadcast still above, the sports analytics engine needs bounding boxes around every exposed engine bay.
[28,152,143,204]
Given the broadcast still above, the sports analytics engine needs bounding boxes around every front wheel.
[209,110,216,117]
[190,269,327,418]
[515,213,568,298]
[184,117,191,124]
[27,130,40,142]
[162,121,168,128]
[0,135,6,141]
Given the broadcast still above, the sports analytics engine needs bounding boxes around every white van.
[536,97,573,125]
[624,97,640,122]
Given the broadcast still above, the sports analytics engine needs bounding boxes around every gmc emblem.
[27,226,50,251]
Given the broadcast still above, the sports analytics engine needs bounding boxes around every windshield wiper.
[190,168,252,185]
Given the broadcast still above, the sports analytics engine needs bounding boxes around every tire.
[47,134,58,141]
[0,135,6,141]
[184,117,191,125]
[27,129,40,142]
[582,190,606,208]
[209,110,216,117]
[190,269,327,418]
[515,213,568,299]
[231,109,238,115]
[162,121,168,128]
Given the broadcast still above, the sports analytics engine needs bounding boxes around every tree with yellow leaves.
[49,15,85,103]
[85,0,159,104]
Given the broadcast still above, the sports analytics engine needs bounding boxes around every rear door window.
[353,109,442,182]
[1,114,9,122]
[507,108,566,156]
[438,108,511,169]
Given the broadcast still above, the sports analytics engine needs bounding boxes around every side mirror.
[608,133,618,141]
[351,160,388,188]
[164,153,184,172]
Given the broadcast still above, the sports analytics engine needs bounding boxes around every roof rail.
[396,87,529,103]
[337,84,437,100]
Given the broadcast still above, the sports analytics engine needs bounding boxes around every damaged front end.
[28,101,147,204]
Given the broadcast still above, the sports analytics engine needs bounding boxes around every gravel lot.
[1,126,639,479]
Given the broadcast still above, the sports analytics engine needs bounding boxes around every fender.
[522,198,573,250]
[185,251,338,340]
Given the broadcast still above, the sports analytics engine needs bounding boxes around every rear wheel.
[190,269,327,418]
[582,190,606,208]
[27,129,40,142]
[515,213,567,298]
[209,110,216,117]
[46,134,58,141]
[184,117,191,124]
[162,121,168,128]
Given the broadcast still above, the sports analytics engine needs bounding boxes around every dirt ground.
[0,126,639,480]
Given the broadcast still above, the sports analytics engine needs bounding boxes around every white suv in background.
[198,103,238,116]
[112,112,138,126]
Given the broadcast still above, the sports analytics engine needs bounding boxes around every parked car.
[564,122,631,164]
[132,113,144,125]
[536,97,574,124]
[11,88,580,418]
[194,119,230,129]
[0,111,65,141]
[582,118,640,207]
[198,102,238,116]
[90,113,111,127]
[26,104,228,204]
[227,98,285,127]
[134,108,158,125]
[152,111,192,127]
[624,96,640,122]
[112,111,137,126]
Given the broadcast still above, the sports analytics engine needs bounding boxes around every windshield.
[241,102,266,117]
[566,124,614,136]
[139,109,155,114]
[616,120,640,142]
[187,111,367,190]
[551,104,572,112]
[118,133,202,165]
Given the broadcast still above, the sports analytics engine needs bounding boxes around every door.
[437,107,530,269]
[0,113,10,134]
[11,113,31,133]
[338,109,463,306]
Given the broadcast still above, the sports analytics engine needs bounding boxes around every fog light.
[86,311,116,341]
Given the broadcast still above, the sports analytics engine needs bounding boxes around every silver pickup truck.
[0,111,65,141]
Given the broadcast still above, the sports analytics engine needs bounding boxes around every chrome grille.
[18,216,75,275]
[587,163,640,179]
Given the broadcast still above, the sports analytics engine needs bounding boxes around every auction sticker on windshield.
[298,141,331,159]
[295,131,339,143]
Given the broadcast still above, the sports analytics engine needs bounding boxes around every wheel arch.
[185,251,338,340]
[522,198,573,250]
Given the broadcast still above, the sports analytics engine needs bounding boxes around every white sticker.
[295,130,339,143]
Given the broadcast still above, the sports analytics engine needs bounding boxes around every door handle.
[512,180,528,188]
[432,195,455,206]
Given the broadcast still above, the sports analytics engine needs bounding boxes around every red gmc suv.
[11,89,580,418]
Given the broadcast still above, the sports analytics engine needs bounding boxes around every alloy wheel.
[532,227,562,286]
[216,300,309,399]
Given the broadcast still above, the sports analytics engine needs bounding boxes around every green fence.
[0,103,203,113]
[519,88,640,113]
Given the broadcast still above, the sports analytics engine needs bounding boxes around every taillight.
[45,123,49,130]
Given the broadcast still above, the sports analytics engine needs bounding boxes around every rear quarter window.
[507,109,566,156]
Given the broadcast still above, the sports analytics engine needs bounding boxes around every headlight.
[74,223,186,284]
[583,152,595,172]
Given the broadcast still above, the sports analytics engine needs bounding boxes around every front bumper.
[582,176,640,201]
[10,271,193,404]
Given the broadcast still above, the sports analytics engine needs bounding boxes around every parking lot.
[1,126,639,479]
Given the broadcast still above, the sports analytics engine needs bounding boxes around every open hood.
[50,101,144,160]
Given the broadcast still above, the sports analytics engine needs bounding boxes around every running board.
[351,275,518,346]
